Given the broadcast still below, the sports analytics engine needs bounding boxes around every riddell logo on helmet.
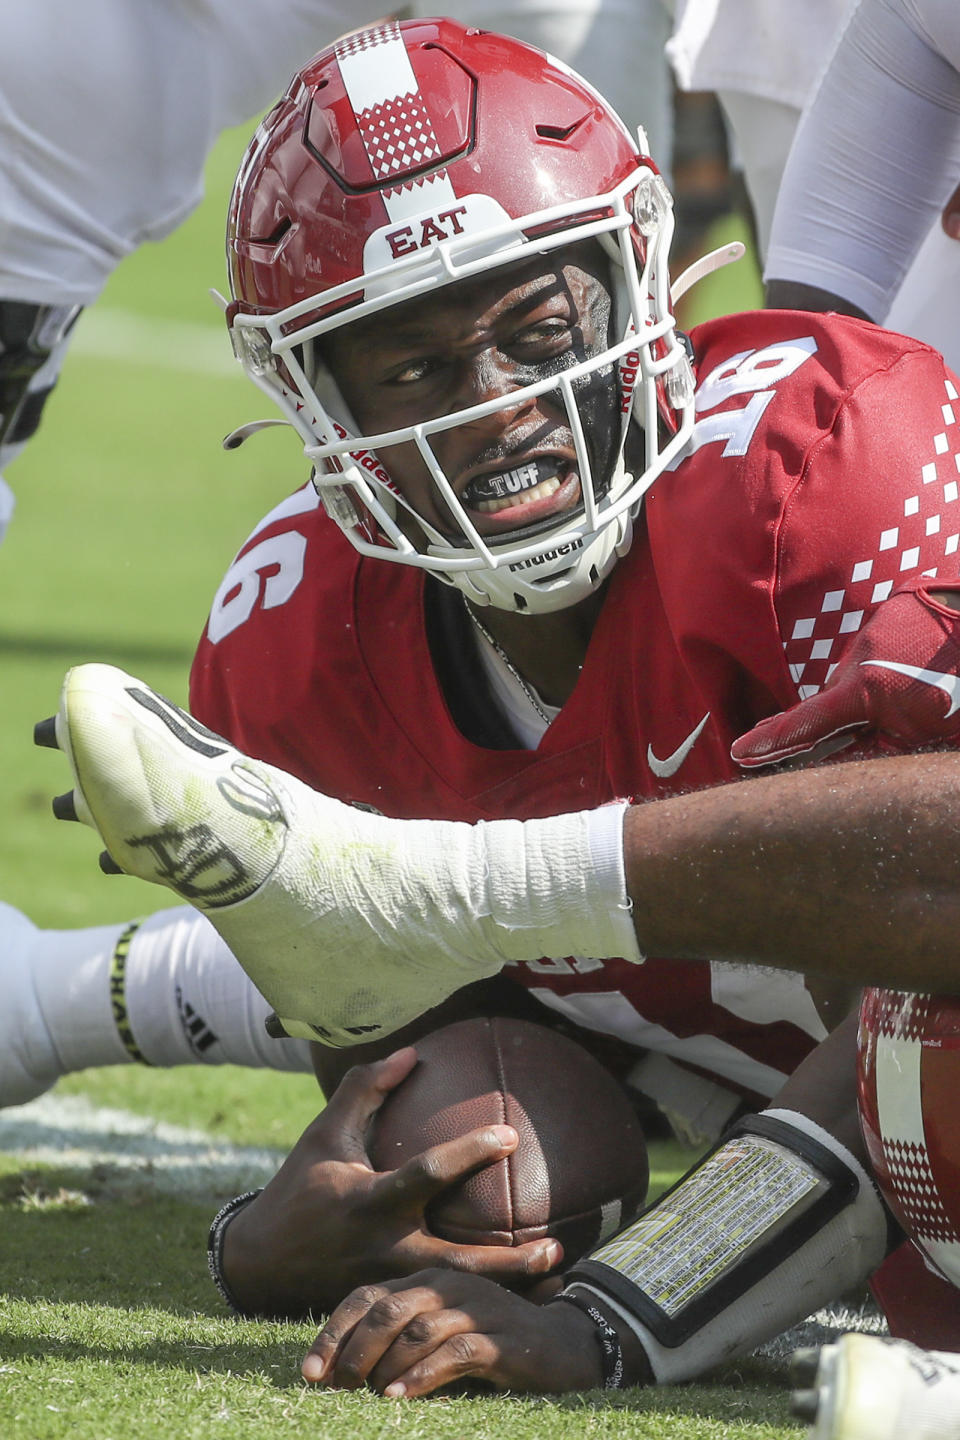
[509,538,584,571]
[619,351,641,414]
[331,420,399,493]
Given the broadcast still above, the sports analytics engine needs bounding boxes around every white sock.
[30,919,135,1075]
[123,907,313,1072]
[28,906,313,1078]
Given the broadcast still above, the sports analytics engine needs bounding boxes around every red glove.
[732,580,960,769]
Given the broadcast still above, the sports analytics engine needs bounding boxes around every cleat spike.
[52,791,79,822]
[789,1347,822,1387]
[264,1012,289,1039]
[34,716,59,749]
[99,851,124,875]
[789,1387,819,1422]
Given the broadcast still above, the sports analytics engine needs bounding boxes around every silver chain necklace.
[465,605,553,726]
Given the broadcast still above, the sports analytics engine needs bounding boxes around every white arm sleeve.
[765,0,960,321]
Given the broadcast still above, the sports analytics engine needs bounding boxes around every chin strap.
[221,418,291,451]
[670,242,746,306]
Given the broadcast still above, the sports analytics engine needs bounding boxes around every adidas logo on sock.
[176,986,219,1057]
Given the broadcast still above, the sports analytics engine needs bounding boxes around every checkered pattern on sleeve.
[781,376,960,698]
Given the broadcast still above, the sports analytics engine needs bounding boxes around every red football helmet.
[858,987,960,1290]
[225,18,694,613]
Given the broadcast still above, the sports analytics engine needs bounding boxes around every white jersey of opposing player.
[765,0,960,366]
[0,0,391,538]
[0,0,673,542]
[0,0,392,308]
[666,0,855,258]
[668,0,853,111]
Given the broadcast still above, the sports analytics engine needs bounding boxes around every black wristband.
[550,1289,625,1390]
[207,1189,263,1313]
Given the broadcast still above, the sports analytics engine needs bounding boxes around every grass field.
[0,120,806,1438]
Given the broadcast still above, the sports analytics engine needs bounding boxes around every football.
[368,1015,649,1260]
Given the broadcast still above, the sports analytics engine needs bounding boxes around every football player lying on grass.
[42,653,960,1428]
[23,19,960,1428]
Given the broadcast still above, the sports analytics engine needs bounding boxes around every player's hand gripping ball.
[368,1016,650,1261]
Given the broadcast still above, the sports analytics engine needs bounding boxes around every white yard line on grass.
[0,1095,888,1354]
[72,307,240,378]
[0,1091,281,1198]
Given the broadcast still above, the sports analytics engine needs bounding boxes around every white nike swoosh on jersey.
[861,659,960,717]
[647,712,711,778]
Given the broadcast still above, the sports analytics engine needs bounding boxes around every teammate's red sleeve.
[747,341,960,763]
[733,579,960,766]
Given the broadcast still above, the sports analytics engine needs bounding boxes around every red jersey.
[191,311,960,1118]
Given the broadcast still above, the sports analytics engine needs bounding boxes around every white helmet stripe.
[335,22,416,114]
[335,22,458,223]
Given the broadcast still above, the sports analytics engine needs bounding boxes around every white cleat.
[47,664,289,909]
[39,664,508,1049]
[0,901,62,1106]
[791,1334,960,1440]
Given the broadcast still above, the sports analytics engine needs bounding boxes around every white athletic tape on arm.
[478,801,640,967]
[209,791,640,1047]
